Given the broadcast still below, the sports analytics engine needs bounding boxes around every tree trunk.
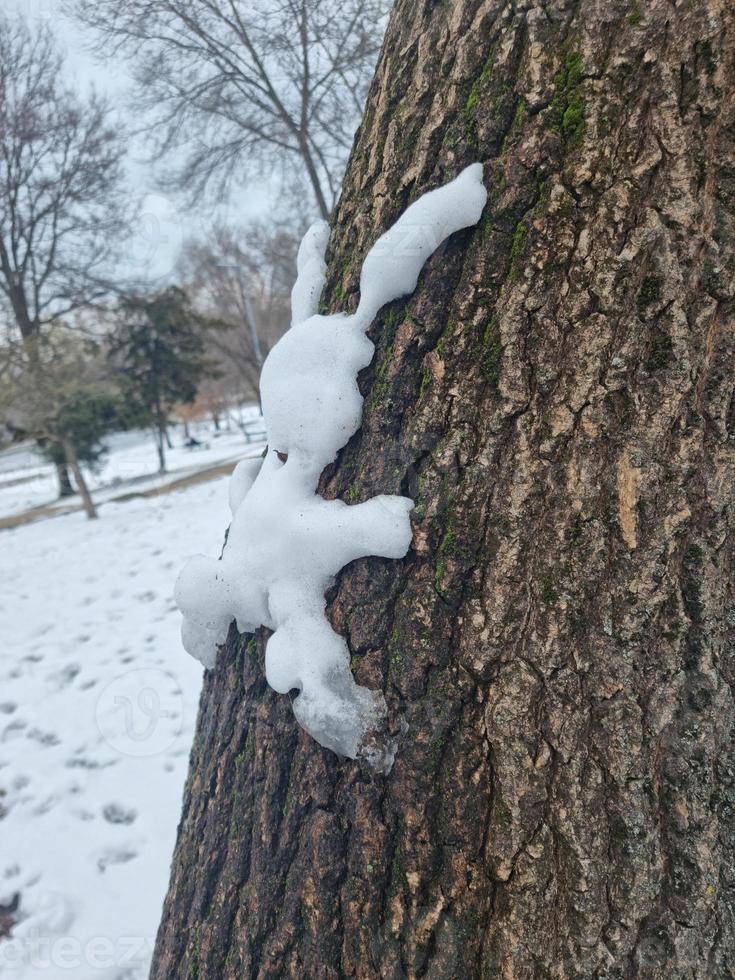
[54,459,75,498]
[153,1,735,977]
[60,437,97,520]
[155,422,167,472]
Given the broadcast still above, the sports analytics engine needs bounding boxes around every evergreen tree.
[0,331,114,519]
[39,393,122,471]
[110,287,215,472]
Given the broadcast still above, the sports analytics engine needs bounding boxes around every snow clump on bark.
[175,163,487,766]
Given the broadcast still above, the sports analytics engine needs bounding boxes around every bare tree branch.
[68,0,392,219]
[176,220,298,400]
[0,14,130,341]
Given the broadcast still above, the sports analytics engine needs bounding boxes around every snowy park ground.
[0,410,265,522]
[0,414,264,978]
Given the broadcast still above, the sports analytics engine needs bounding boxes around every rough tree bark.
[153,0,735,976]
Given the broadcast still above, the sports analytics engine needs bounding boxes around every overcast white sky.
[8,0,272,286]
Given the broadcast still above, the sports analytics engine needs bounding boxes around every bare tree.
[0,15,128,340]
[69,0,392,219]
[178,221,297,400]
[0,13,129,496]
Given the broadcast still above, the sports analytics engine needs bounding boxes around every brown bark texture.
[152,0,735,976]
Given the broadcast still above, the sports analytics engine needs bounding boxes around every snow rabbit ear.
[355,163,488,322]
[291,220,329,326]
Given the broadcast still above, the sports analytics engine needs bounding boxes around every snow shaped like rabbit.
[175,163,487,767]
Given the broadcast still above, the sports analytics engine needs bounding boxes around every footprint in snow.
[96,848,137,873]
[32,795,58,816]
[102,803,137,825]
[26,728,60,747]
[47,663,81,689]
[66,757,117,770]
[0,893,19,939]
[2,720,28,742]
[0,703,16,715]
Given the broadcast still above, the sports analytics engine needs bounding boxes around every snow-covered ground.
[0,422,264,978]
[0,410,264,520]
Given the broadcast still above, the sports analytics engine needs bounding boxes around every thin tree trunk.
[153,384,168,471]
[155,425,166,473]
[54,459,75,498]
[60,437,97,520]
[153,1,735,976]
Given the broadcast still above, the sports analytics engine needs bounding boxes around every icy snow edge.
[175,164,487,768]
